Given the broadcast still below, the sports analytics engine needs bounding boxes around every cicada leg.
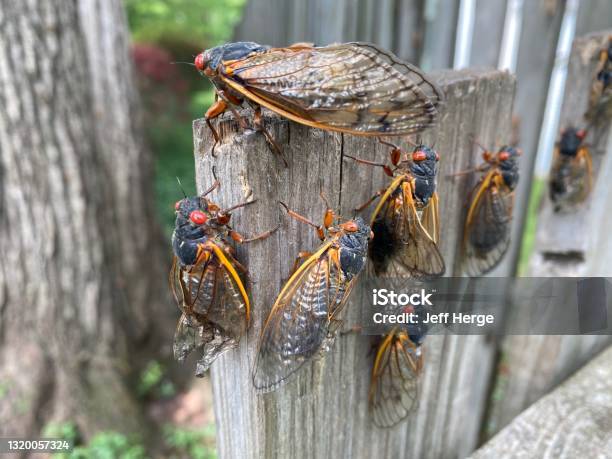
[229,225,280,244]
[353,187,388,212]
[253,105,288,167]
[278,201,326,241]
[344,153,394,177]
[205,99,227,156]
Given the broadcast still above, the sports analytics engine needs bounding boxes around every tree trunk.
[0,0,172,439]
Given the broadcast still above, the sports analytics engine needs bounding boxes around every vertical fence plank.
[419,0,460,71]
[469,0,507,67]
[394,0,425,62]
[484,29,612,438]
[193,68,515,459]
[492,0,565,276]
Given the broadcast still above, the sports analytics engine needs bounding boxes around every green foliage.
[125,0,246,48]
[46,423,146,459]
[137,360,176,399]
[45,422,218,458]
[517,177,545,275]
[164,424,217,459]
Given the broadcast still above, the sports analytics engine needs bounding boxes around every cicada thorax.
[252,215,371,393]
[461,146,520,276]
[549,127,592,212]
[170,195,250,373]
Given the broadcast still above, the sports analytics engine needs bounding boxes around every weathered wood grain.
[493,0,565,276]
[471,344,612,458]
[193,68,516,458]
[469,0,508,68]
[484,30,612,438]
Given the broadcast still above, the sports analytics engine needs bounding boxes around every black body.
[597,40,612,88]
[202,41,270,72]
[498,146,520,190]
[410,145,439,205]
[338,217,370,280]
[172,197,209,266]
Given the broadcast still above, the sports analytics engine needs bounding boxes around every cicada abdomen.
[252,205,371,393]
[461,145,521,276]
[549,127,592,212]
[194,41,444,161]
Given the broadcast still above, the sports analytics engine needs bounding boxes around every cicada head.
[410,145,439,177]
[195,42,270,77]
[338,217,371,279]
[497,145,520,190]
[559,127,586,157]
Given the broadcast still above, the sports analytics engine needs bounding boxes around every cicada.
[549,127,592,212]
[585,36,612,126]
[170,178,277,376]
[194,41,444,162]
[369,304,428,427]
[252,202,372,392]
[347,139,445,278]
[460,144,520,276]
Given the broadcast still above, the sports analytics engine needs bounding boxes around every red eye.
[194,53,206,71]
[174,201,181,211]
[189,210,207,225]
[435,152,440,161]
[499,151,510,161]
[412,150,427,161]
[576,129,587,140]
[342,221,358,232]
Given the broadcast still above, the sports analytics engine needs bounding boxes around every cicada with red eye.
[369,314,427,427]
[194,41,444,163]
[458,143,521,276]
[346,139,445,278]
[170,178,278,376]
[252,201,372,393]
[585,36,612,126]
[549,127,592,212]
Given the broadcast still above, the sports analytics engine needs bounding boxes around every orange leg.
[354,188,387,212]
[253,105,287,167]
[230,225,279,244]
[279,201,325,240]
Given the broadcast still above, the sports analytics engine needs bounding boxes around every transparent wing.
[462,173,513,276]
[223,43,444,136]
[420,191,441,244]
[370,182,445,278]
[173,313,209,362]
[369,331,422,428]
[253,245,353,393]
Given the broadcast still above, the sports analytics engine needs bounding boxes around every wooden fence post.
[471,344,612,458]
[484,29,612,437]
[193,68,516,459]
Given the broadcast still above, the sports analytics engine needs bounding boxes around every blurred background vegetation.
[126,0,246,236]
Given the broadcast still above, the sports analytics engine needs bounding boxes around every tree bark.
[0,0,172,439]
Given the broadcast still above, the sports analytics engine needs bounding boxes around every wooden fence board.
[492,0,565,277]
[469,0,507,67]
[193,68,516,459]
[471,345,612,458]
[484,29,612,439]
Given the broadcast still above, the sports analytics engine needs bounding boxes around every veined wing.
[222,43,444,136]
[462,171,513,276]
[253,241,353,393]
[369,330,422,427]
